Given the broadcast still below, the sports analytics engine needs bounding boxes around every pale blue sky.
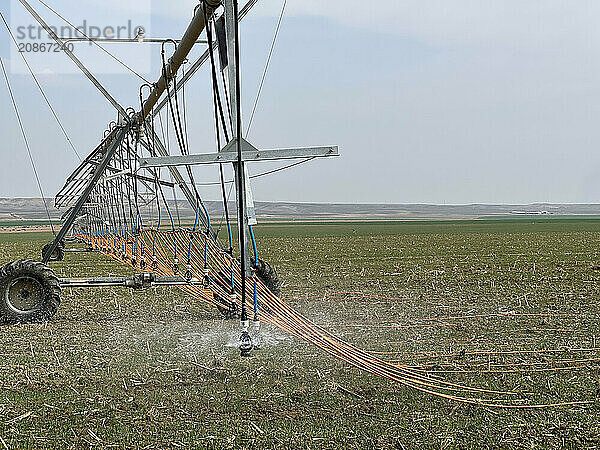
[1,1,600,203]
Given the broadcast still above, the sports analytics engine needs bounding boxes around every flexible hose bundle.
[80,229,590,409]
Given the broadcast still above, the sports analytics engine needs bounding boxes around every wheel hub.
[6,276,43,313]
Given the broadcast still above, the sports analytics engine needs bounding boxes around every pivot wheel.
[253,258,282,297]
[214,258,282,320]
[215,299,239,320]
[0,260,61,325]
[42,241,65,262]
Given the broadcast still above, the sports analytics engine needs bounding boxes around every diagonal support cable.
[1,57,56,235]
[17,0,128,118]
[0,12,81,162]
[246,0,286,137]
[37,0,151,84]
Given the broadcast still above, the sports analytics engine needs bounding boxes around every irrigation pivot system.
[3,1,587,408]
[0,0,338,355]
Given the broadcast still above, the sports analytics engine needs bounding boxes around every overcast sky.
[1,0,600,204]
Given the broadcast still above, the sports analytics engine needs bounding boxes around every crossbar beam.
[139,145,339,168]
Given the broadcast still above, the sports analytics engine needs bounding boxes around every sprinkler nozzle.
[239,330,253,357]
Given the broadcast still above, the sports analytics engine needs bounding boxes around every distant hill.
[2,198,600,222]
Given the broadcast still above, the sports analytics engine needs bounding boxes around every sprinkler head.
[239,331,253,357]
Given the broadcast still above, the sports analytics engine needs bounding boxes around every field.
[1,219,600,449]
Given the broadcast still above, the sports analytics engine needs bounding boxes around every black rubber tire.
[0,260,61,325]
[215,298,239,320]
[213,258,282,319]
[253,258,282,297]
[42,242,65,262]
